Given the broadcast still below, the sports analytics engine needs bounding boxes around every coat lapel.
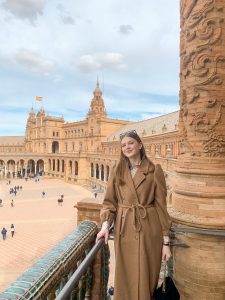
[133,158,150,189]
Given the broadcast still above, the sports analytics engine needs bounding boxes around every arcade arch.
[27,159,35,176]
[52,141,59,153]
[0,160,5,178]
[37,159,44,175]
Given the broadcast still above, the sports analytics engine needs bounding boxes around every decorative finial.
[96,75,99,87]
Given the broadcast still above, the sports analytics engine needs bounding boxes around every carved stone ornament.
[179,0,225,157]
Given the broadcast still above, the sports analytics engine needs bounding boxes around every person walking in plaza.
[11,199,14,207]
[96,130,172,300]
[42,191,45,198]
[10,224,15,237]
[1,227,7,240]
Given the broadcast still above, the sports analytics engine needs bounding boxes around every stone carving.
[203,129,225,156]
[179,0,225,157]
[180,0,197,25]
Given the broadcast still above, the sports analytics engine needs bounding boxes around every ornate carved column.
[174,0,225,227]
[171,1,225,299]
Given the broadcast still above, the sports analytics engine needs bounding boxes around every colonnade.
[0,159,45,178]
[47,158,79,176]
[90,162,110,182]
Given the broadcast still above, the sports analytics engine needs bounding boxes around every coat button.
[135,235,138,240]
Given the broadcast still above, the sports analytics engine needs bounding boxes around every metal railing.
[55,238,105,300]
[56,227,113,300]
[171,226,225,237]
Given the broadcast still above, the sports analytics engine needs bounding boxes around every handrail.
[171,226,225,237]
[55,234,107,300]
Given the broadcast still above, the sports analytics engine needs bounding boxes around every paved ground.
[0,177,94,292]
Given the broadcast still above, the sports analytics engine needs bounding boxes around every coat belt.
[118,203,154,236]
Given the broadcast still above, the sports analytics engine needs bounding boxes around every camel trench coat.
[100,158,172,300]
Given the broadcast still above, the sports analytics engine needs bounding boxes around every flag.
[36,96,43,101]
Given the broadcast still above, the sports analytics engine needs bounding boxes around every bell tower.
[87,79,107,118]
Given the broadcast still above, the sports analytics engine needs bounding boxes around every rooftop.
[0,137,24,146]
[105,111,179,141]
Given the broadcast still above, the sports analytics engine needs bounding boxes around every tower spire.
[96,75,99,88]
[87,81,107,118]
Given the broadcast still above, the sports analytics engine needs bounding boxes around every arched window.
[52,141,59,153]
[106,166,110,181]
[101,164,104,181]
[96,164,99,179]
[69,161,72,174]
[75,161,78,176]
[91,163,94,177]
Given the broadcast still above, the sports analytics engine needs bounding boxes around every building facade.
[0,80,180,194]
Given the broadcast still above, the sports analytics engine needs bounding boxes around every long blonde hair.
[115,131,147,185]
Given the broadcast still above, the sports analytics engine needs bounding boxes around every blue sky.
[0,0,180,135]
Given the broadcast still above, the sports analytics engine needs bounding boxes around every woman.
[96,130,172,300]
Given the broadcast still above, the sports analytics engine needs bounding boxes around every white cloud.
[77,55,100,72]
[78,53,126,72]
[2,0,47,22]
[118,24,133,35]
[15,49,55,75]
[56,3,75,25]
[61,15,75,25]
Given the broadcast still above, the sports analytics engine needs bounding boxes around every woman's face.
[121,136,142,160]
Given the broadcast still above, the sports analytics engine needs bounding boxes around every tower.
[87,79,107,118]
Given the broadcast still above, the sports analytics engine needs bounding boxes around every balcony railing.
[0,221,109,300]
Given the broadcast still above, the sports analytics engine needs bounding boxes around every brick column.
[171,1,225,299]
[74,196,103,226]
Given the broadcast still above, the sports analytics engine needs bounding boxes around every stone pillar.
[171,1,225,299]
[14,165,17,178]
[77,157,89,186]
[104,165,107,182]
[24,164,27,178]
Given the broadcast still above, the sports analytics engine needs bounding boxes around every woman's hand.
[162,245,172,261]
[96,228,109,244]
